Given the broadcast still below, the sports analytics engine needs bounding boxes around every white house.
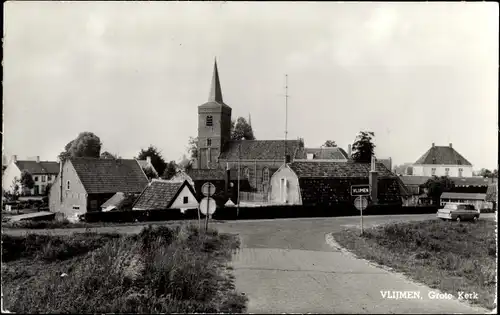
[132,179,199,212]
[2,155,59,195]
[409,143,474,177]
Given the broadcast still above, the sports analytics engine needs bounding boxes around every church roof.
[199,58,231,110]
[414,144,472,166]
[304,147,348,160]
[219,140,306,161]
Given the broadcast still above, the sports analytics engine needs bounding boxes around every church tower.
[197,59,232,169]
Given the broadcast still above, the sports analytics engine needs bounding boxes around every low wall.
[76,205,440,223]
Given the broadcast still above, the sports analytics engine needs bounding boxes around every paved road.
[2,214,495,313]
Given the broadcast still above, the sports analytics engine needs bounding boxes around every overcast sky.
[3,2,498,169]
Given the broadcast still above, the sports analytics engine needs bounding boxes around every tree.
[323,140,337,147]
[137,145,167,177]
[100,151,119,159]
[142,167,158,180]
[423,176,455,205]
[351,131,376,163]
[478,168,498,178]
[59,132,102,162]
[20,170,35,194]
[231,117,256,140]
[187,137,198,160]
[162,161,178,180]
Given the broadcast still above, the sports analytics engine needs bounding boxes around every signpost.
[200,182,216,232]
[351,185,370,235]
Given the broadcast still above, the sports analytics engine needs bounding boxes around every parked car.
[437,203,480,222]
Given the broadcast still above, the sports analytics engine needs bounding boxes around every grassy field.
[1,224,247,313]
[332,219,497,310]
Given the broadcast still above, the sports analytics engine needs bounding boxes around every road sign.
[201,182,216,197]
[351,184,370,196]
[354,196,368,211]
[199,197,217,215]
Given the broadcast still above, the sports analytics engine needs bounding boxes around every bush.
[2,225,246,313]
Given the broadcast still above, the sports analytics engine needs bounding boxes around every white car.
[437,203,480,222]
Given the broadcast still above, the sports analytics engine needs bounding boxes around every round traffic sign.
[354,196,368,211]
[199,197,217,215]
[201,182,216,197]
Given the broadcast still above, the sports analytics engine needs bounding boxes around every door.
[34,186,39,195]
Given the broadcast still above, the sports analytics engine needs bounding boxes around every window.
[34,176,39,182]
[458,168,463,177]
[207,138,212,147]
[42,175,46,182]
[47,175,51,181]
[445,168,450,176]
[206,115,213,126]
[183,196,189,204]
[431,168,436,176]
[263,167,270,183]
[244,167,250,179]
[66,180,70,190]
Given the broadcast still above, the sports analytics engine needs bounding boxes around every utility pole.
[284,74,289,160]
[237,144,241,217]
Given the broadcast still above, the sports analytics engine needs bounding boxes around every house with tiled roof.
[410,143,473,177]
[269,160,406,207]
[49,158,149,220]
[132,179,198,212]
[2,155,59,196]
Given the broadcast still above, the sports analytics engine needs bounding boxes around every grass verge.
[332,219,497,310]
[1,224,246,313]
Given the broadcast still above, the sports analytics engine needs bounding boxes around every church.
[190,59,349,196]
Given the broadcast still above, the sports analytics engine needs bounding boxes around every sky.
[3,2,499,169]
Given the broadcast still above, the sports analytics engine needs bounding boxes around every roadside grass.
[332,219,497,310]
[1,224,246,313]
[1,218,197,230]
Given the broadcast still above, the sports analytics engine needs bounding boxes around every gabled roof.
[486,184,497,202]
[101,192,138,210]
[441,192,486,200]
[136,159,158,175]
[15,160,59,174]
[219,140,306,160]
[304,147,348,160]
[69,158,149,194]
[414,145,472,166]
[132,180,195,210]
[288,161,395,178]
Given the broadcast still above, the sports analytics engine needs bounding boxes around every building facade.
[410,143,473,177]
[2,155,59,196]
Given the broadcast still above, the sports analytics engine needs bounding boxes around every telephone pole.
[284,74,289,160]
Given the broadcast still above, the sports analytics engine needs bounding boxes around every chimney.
[285,155,291,164]
[146,156,151,164]
[369,155,378,204]
[347,144,352,158]
[449,143,452,148]
[36,156,40,163]
[432,143,435,147]
[12,155,17,163]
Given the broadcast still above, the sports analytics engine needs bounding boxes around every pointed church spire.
[248,113,252,126]
[208,58,223,103]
